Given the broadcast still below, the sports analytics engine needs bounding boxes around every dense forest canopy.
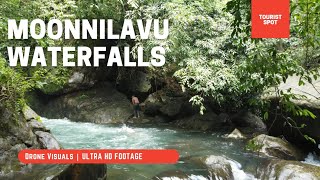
[0,0,319,121]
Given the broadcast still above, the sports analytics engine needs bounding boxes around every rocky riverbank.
[0,104,107,180]
[19,73,320,180]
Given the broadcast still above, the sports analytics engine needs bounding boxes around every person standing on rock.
[131,95,140,118]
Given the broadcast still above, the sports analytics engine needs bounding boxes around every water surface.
[41,117,319,180]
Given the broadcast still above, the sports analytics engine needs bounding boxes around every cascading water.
[41,117,320,180]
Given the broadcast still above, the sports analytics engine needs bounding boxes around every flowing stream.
[41,117,320,180]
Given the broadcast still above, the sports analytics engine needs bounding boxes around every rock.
[42,82,133,124]
[259,159,320,180]
[1,103,104,180]
[249,134,304,160]
[143,90,195,118]
[175,112,225,131]
[226,128,245,139]
[277,75,320,100]
[188,155,254,180]
[158,96,187,118]
[22,106,40,121]
[127,118,151,124]
[202,156,234,179]
[0,102,64,178]
[153,115,169,123]
[40,70,98,95]
[34,131,61,149]
[143,92,162,116]
[0,102,40,176]
[230,111,266,132]
[68,72,85,84]
[218,113,231,125]
[4,164,107,180]
[66,71,96,92]
[118,71,152,94]
[262,75,320,152]
[28,119,50,132]
[52,164,107,180]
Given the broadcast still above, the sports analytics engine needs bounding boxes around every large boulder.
[175,111,227,131]
[117,70,152,94]
[187,155,255,180]
[230,111,267,132]
[259,159,320,180]
[248,134,304,160]
[34,131,61,149]
[263,75,320,151]
[27,119,50,132]
[5,164,107,180]
[23,106,60,149]
[23,105,40,121]
[201,156,234,179]
[1,104,107,180]
[0,103,40,176]
[52,164,107,180]
[143,90,196,118]
[0,104,63,178]
[42,82,132,124]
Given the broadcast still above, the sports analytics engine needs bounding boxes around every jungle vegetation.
[0,0,319,136]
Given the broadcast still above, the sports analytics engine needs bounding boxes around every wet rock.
[52,164,107,180]
[127,118,151,124]
[35,131,61,149]
[187,155,256,180]
[159,97,184,118]
[143,90,195,118]
[226,128,245,139]
[28,119,50,133]
[23,105,40,121]
[203,156,234,180]
[259,159,320,180]
[1,103,100,179]
[175,112,225,131]
[143,92,162,116]
[0,102,41,176]
[153,115,169,123]
[249,134,304,160]
[42,82,132,124]
[230,111,266,132]
[5,164,107,180]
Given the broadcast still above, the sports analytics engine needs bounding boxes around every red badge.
[251,0,290,38]
[18,149,179,164]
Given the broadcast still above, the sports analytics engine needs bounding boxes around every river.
[41,117,320,180]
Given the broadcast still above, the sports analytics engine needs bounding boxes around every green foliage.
[280,90,316,119]
[224,0,319,143]
[0,0,80,114]
[246,139,263,152]
[0,0,319,141]
[130,0,244,109]
[304,135,316,144]
[0,56,30,114]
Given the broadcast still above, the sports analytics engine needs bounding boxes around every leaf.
[298,80,305,86]
[263,112,269,120]
[304,135,316,144]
